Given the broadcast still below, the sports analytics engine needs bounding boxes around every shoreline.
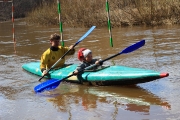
[1,0,180,28]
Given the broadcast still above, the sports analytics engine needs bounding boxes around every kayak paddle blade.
[34,79,61,93]
[76,26,96,44]
[120,40,145,54]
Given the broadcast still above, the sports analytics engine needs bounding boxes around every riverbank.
[1,0,180,27]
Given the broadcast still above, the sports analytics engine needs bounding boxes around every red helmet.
[78,48,86,61]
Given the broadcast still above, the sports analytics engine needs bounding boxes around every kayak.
[22,61,169,85]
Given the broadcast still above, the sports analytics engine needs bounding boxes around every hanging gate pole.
[0,0,16,53]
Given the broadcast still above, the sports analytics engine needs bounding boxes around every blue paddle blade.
[120,40,145,54]
[34,79,61,93]
[76,26,96,44]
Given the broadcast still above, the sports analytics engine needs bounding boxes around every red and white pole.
[0,0,16,53]
[12,0,16,53]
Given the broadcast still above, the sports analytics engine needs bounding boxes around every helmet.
[77,48,86,61]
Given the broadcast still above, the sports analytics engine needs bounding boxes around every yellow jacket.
[40,46,75,71]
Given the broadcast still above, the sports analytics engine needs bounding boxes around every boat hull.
[22,62,169,85]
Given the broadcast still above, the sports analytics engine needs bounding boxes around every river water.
[0,20,180,120]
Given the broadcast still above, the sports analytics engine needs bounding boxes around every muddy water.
[0,20,180,120]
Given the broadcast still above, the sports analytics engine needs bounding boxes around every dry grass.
[0,0,41,21]
[25,0,180,27]
[26,3,58,26]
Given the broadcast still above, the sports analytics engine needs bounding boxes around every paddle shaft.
[85,40,145,70]
[38,46,137,87]
[56,40,145,81]
[38,26,96,81]
[34,40,145,93]
[38,47,74,81]
[43,52,120,84]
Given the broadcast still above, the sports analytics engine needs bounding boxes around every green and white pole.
[106,0,113,47]
[57,0,64,46]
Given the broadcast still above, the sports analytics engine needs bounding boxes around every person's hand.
[42,70,48,76]
[69,45,74,50]
[73,70,78,75]
[95,59,102,65]
[95,61,99,65]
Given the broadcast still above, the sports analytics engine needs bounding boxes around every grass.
[25,0,180,27]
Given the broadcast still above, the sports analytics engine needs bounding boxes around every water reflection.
[47,84,170,116]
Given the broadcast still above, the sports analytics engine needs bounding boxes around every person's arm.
[40,52,49,75]
[92,59,103,66]
[95,59,103,66]
[69,45,75,54]
[63,45,75,55]
[73,63,86,75]
[90,59,103,70]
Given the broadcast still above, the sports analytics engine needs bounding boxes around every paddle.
[34,40,145,93]
[38,26,96,81]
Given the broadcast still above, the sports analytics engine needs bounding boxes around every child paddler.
[73,48,102,79]
[40,33,75,76]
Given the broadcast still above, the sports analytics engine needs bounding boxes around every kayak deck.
[22,62,169,85]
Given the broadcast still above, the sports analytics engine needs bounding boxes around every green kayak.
[22,62,169,85]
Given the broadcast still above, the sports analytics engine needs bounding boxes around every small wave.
[0,41,14,44]
[87,40,99,42]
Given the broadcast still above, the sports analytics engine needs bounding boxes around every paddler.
[40,33,75,76]
[73,48,102,75]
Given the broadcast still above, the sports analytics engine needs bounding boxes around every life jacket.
[78,48,86,61]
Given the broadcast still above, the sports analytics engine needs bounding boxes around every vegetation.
[1,0,180,27]
[0,0,40,21]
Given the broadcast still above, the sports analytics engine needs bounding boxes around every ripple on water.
[1,20,180,119]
